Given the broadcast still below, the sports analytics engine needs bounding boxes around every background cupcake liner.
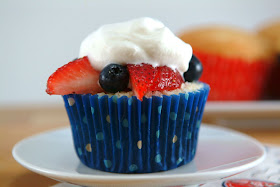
[194,51,273,101]
[62,83,210,173]
[265,56,280,99]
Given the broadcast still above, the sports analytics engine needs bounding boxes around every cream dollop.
[79,17,192,73]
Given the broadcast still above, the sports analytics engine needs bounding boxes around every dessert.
[46,17,210,173]
[179,26,274,101]
[258,20,280,99]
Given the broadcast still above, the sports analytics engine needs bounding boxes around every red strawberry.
[223,179,278,187]
[127,63,184,100]
[46,56,103,95]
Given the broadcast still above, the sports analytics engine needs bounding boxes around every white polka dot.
[187,132,192,139]
[155,154,162,163]
[85,143,92,152]
[116,140,121,149]
[172,135,178,143]
[170,112,177,120]
[83,116,88,124]
[177,157,183,165]
[128,98,132,106]
[104,160,112,168]
[122,119,129,127]
[196,120,201,128]
[77,147,82,156]
[192,149,195,155]
[156,130,160,138]
[68,98,75,106]
[158,106,162,114]
[129,164,138,172]
[106,115,110,123]
[137,140,142,149]
[184,112,190,121]
[112,96,118,103]
[96,132,104,141]
[141,114,147,123]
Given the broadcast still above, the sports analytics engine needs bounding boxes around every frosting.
[79,17,192,74]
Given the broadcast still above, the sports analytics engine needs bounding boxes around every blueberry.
[99,64,129,93]
[183,55,203,82]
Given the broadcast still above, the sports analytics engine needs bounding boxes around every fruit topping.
[46,56,103,95]
[99,64,129,93]
[183,55,203,82]
[127,63,184,100]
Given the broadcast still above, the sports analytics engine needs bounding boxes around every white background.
[1,0,280,106]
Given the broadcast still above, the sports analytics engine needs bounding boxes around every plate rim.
[12,124,266,182]
[205,101,280,113]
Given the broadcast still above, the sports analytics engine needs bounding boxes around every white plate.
[12,124,265,187]
[205,101,280,113]
[204,101,280,130]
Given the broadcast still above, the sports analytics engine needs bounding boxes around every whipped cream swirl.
[79,17,192,74]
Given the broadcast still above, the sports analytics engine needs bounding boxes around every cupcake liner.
[266,56,280,99]
[62,83,210,173]
[194,51,273,101]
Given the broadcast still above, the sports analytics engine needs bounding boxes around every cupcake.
[179,26,274,101]
[46,18,210,173]
[258,20,280,99]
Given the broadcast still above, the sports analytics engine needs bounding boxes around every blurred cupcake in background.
[178,26,275,101]
[258,20,280,99]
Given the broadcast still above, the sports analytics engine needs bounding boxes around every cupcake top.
[178,25,274,62]
[258,20,280,53]
[79,17,192,74]
[46,18,204,100]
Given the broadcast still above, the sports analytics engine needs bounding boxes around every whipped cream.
[79,17,192,74]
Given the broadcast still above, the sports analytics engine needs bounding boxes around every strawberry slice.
[127,63,184,100]
[46,56,103,95]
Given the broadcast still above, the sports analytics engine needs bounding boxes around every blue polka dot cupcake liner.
[62,83,210,173]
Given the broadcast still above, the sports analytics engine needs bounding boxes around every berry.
[183,55,203,82]
[127,63,184,100]
[46,56,103,95]
[99,64,129,93]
